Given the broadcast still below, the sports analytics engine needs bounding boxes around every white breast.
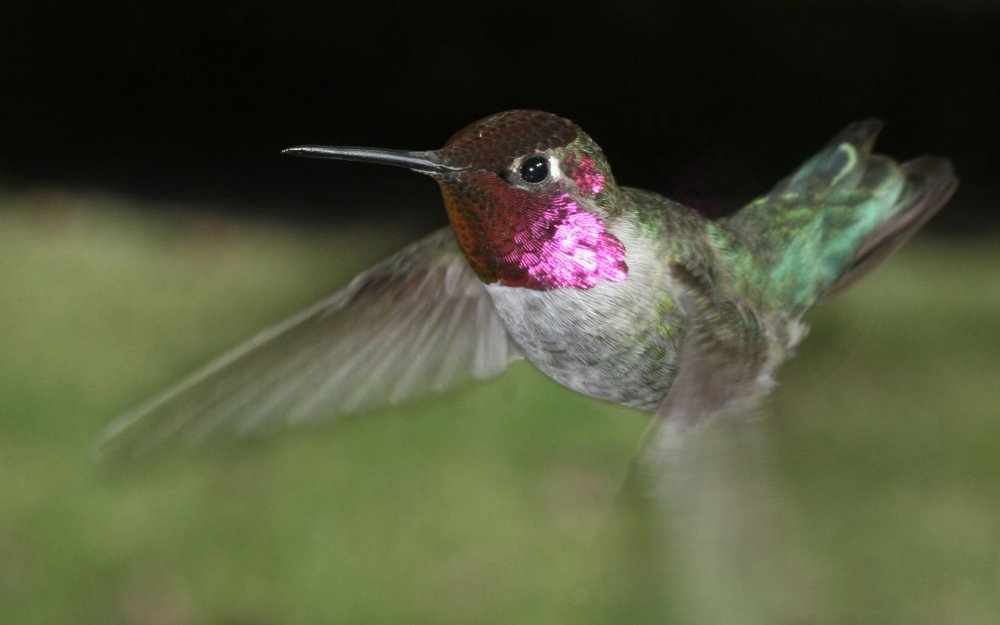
[485,222,683,410]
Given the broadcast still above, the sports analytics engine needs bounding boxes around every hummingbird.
[96,110,956,457]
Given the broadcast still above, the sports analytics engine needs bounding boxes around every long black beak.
[281,146,462,175]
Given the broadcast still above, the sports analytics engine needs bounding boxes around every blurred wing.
[638,300,813,622]
[654,264,770,428]
[635,418,816,624]
[95,227,522,458]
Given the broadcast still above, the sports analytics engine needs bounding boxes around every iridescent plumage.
[96,110,956,457]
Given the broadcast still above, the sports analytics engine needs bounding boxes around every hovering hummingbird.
[96,110,956,457]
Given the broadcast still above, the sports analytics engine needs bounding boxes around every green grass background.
[2,189,998,624]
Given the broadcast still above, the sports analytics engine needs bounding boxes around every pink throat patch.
[496,191,628,291]
[568,155,605,196]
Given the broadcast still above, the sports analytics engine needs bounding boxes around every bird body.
[96,110,956,456]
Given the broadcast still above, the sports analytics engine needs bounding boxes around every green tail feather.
[724,119,957,314]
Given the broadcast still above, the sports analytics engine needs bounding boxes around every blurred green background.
[2,190,998,624]
[4,0,998,621]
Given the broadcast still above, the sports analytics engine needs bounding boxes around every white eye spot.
[547,154,563,181]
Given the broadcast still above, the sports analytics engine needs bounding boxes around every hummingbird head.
[285,110,628,290]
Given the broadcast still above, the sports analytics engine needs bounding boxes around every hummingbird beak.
[281,145,463,175]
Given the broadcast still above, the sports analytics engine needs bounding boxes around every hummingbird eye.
[518,155,550,184]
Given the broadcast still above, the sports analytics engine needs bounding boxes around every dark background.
[3,0,997,230]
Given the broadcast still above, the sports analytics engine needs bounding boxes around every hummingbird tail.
[815,153,956,305]
[725,120,957,313]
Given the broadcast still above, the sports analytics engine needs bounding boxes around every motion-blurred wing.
[635,416,814,624]
[654,264,770,428]
[96,227,522,458]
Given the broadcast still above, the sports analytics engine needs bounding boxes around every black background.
[3,0,997,230]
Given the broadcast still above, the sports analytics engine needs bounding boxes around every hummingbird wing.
[653,264,771,427]
[634,416,817,623]
[637,274,815,622]
[95,226,522,459]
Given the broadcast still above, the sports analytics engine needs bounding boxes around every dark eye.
[518,156,549,184]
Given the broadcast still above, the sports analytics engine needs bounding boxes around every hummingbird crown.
[434,110,629,291]
[438,109,578,171]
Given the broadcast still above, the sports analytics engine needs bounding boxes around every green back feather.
[723,120,956,314]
